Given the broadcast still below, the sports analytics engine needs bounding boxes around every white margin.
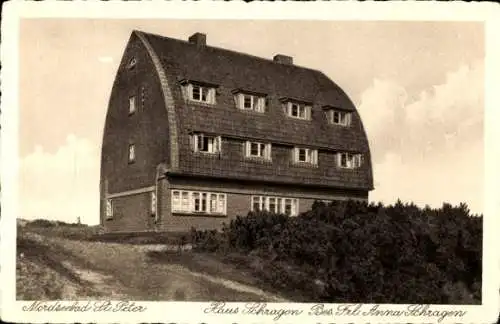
[1,1,499,323]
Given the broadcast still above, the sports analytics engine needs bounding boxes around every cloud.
[358,60,484,214]
[98,56,114,63]
[20,135,101,224]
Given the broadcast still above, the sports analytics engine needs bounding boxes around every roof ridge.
[134,30,324,74]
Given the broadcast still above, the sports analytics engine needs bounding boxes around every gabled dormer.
[179,79,218,105]
[323,105,352,127]
[280,97,312,120]
[232,89,266,113]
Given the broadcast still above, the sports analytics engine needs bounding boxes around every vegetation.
[190,200,482,304]
[21,219,189,246]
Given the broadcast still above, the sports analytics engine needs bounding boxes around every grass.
[26,223,191,246]
[16,234,106,300]
[148,250,304,301]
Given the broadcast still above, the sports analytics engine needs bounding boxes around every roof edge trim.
[135,31,179,170]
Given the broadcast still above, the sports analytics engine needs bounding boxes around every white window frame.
[327,110,352,126]
[286,102,311,120]
[105,199,113,220]
[192,134,222,154]
[128,144,136,163]
[250,195,299,216]
[245,141,271,160]
[337,152,362,169]
[171,190,227,215]
[293,147,318,165]
[129,96,136,115]
[188,84,216,104]
[236,93,266,112]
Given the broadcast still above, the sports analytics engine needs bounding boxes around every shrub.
[192,200,482,304]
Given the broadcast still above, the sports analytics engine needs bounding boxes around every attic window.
[233,92,266,112]
[326,109,352,126]
[337,152,362,169]
[245,141,271,160]
[283,101,312,120]
[127,57,137,69]
[184,83,216,104]
[191,133,221,154]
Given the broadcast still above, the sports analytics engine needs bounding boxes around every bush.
[192,200,482,304]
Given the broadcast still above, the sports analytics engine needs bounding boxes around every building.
[99,30,374,233]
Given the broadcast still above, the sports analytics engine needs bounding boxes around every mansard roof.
[131,30,373,190]
[138,30,369,151]
[140,30,354,110]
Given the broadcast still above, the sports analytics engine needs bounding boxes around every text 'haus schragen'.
[100,30,374,232]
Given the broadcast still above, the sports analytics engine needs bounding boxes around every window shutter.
[265,144,272,160]
[209,88,216,104]
[312,150,318,165]
[293,148,299,162]
[187,84,193,100]
[356,154,362,167]
[238,94,244,109]
[257,97,264,112]
[216,136,222,153]
[337,153,342,167]
[192,135,198,152]
[306,106,312,120]
[245,141,250,157]
[346,113,352,126]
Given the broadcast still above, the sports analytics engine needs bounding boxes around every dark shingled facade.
[100,30,374,233]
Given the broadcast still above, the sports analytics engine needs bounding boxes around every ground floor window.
[251,195,299,216]
[105,199,113,220]
[171,190,227,215]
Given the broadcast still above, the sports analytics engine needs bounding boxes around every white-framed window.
[191,134,222,154]
[284,102,311,120]
[337,152,362,169]
[129,96,136,115]
[326,109,352,126]
[187,84,216,104]
[171,190,227,215]
[245,141,271,160]
[235,93,266,112]
[251,195,299,216]
[128,144,136,163]
[293,147,318,165]
[105,199,113,220]
[150,191,156,216]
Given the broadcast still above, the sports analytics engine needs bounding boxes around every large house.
[100,30,374,232]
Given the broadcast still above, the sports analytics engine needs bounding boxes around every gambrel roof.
[140,31,366,148]
[129,30,374,190]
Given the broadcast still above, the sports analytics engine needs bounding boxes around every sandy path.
[25,233,287,301]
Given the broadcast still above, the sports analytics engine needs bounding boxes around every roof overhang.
[278,96,314,105]
[163,170,374,192]
[178,78,220,88]
[321,104,353,112]
[231,88,268,96]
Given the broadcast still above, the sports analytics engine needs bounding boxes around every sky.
[18,19,484,224]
